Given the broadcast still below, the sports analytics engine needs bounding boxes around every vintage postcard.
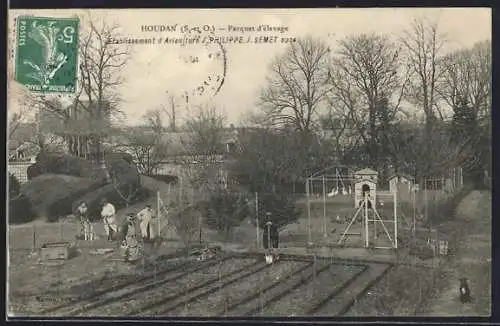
[7,8,491,318]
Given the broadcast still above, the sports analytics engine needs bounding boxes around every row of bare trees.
[255,17,491,183]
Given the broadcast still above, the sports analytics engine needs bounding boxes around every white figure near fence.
[101,198,118,242]
[137,204,156,241]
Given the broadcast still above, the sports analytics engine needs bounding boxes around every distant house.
[109,127,242,186]
[388,174,414,193]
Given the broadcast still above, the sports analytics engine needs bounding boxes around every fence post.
[255,192,259,249]
[322,175,327,238]
[32,225,36,253]
[394,189,398,249]
[157,191,161,239]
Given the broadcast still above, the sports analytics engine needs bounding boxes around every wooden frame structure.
[338,193,398,249]
[305,165,356,243]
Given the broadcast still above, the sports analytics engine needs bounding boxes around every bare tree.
[181,105,227,190]
[259,36,332,132]
[439,40,491,120]
[118,109,169,176]
[399,17,449,178]
[327,33,407,172]
[111,178,140,208]
[8,111,26,140]
[27,13,131,160]
[400,17,447,123]
[161,94,179,132]
[75,13,131,161]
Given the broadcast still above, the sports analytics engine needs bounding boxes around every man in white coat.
[101,198,118,242]
[137,204,156,241]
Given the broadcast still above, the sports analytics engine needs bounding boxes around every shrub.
[27,163,44,180]
[169,203,201,248]
[26,152,137,183]
[200,188,250,239]
[8,173,21,198]
[28,153,106,181]
[20,174,98,222]
[9,195,37,224]
[254,192,301,230]
[151,174,179,185]
[105,151,134,165]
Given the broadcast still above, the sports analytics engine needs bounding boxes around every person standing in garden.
[119,213,141,263]
[263,212,280,264]
[101,198,118,242]
[75,201,90,240]
[137,204,155,242]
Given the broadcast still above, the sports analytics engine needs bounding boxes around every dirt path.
[419,190,491,316]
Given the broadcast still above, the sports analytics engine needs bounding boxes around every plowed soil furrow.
[260,264,365,316]
[150,259,271,316]
[63,257,224,316]
[84,258,258,316]
[226,262,330,316]
[314,263,390,316]
[40,254,193,315]
[166,261,310,316]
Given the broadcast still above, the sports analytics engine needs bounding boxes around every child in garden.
[119,213,140,263]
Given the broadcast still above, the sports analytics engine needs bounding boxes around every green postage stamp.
[15,16,79,93]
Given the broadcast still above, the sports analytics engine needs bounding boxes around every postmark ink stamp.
[15,16,80,93]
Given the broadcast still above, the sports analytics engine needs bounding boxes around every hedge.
[9,195,37,224]
[27,152,136,182]
[28,153,104,181]
[19,174,98,222]
[150,174,179,185]
[9,173,21,198]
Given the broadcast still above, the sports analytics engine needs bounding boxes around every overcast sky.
[8,8,491,126]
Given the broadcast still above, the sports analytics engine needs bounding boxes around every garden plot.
[258,263,365,316]
[166,260,310,316]
[90,258,260,316]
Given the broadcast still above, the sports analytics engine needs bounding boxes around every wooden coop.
[388,174,413,193]
[338,168,399,250]
[353,168,378,208]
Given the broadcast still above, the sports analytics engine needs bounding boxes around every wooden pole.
[157,191,161,239]
[364,195,369,248]
[424,179,428,223]
[267,223,271,254]
[255,192,259,249]
[32,225,36,253]
[394,189,398,249]
[322,175,327,238]
[306,178,312,244]
[412,187,416,236]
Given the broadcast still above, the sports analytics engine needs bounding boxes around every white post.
[394,190,398,249]
[255,192,259,249]
[364,195,369,248]
[322,175,327,238]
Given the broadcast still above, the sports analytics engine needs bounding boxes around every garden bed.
[260,263,365,316]
[88,258,259,316]
[166,260,309,316]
